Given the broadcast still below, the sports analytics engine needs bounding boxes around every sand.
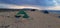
[0,10,60,28]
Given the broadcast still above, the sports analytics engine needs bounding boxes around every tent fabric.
[16,10,29,18]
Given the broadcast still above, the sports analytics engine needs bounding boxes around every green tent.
[16,10,29,18]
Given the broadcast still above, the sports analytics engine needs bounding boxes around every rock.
[58,16,60,18]
[41,10,49,14]
[31,9,36,11]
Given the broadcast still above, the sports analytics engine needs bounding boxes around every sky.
[0,0,60,14]
[0,0,60,10]
[0,0,60,6]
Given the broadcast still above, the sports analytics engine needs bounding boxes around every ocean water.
[47,10,60,14]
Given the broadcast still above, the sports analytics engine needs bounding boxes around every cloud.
[0,0,60,6]
[0,3,43,10]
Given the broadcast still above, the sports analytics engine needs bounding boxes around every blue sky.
[0,0,60,6]
[0,0,60,14]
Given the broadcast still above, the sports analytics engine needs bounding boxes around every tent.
[16,10,29,18]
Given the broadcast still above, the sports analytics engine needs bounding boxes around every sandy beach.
[0,10,60,28]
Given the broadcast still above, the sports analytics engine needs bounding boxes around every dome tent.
[16,10,29,18]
